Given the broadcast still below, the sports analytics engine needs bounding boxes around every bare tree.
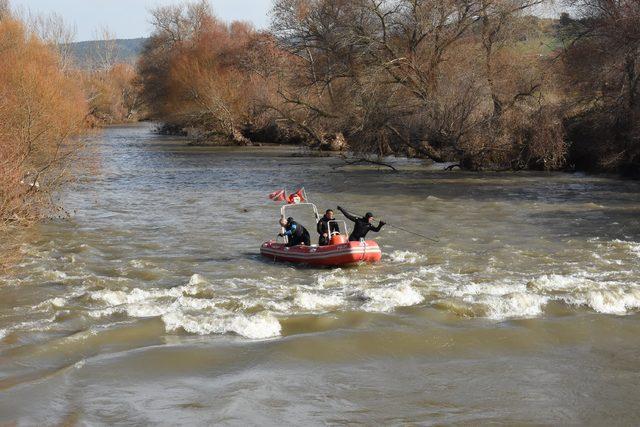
[91,27,119,71]
[148,0,211,46]
[270,0,564,169]
[0,0,9,20]
[29,12,77,71]
[563,0,640,172]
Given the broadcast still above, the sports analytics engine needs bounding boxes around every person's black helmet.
[287,217,294,224]
[365,212,373,219]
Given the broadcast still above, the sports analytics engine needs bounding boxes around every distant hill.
[69,38,148,69]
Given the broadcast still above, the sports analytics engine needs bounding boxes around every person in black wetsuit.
[317,209,340,246]
[279,217,311,247]
[337,206,385,241]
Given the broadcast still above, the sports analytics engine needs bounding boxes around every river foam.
[360,282,424,312]
[80,268,436,338]
[294,291,344,311]
[524,273,640,315]
[4,235,640,342]
[162,311,281,340]
[389,250,427,264]
[483,293,548,319]
[81,274,282,339]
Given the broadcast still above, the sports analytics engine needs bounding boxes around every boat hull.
[260,240,382,266]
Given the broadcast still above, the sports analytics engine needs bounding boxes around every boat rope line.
[385,223,440,243]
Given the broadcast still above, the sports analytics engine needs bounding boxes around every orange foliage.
[83,62,143,124]
[0,15,87,226]
[168,20,254,131]
[139,3,274,144]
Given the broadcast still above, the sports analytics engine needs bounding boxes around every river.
[1,123,640,425]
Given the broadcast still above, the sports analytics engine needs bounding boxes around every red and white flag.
[268,189,286,202]
[287,188,306,204]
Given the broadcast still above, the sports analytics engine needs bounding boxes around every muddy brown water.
[1,123,640,425]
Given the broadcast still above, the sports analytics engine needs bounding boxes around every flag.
[287,188,305,204]
[268,189,286,202]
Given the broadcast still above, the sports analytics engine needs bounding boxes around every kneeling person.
[279,217,311,247]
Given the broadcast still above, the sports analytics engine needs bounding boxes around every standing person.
[279,217,311,247]
[317,209,340,246]
[337,206,385,241]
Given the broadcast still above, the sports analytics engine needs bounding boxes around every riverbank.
[0,12,88,240]
[151,121,640,178]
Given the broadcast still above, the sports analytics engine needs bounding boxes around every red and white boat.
[260,201,382,266]
[261,238,382,266]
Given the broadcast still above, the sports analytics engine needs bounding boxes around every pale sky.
[11,0,272,41]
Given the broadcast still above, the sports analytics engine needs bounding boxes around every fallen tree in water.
[332,156,398,172]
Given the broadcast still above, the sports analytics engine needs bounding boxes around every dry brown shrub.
[0,15,87,230]
[83,63,143,124]
[138,2,276,144]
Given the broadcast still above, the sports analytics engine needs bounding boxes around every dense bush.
[138,1,280,145]
[0,10,87,227]
[562,0,640,176]
[83,62,143,124]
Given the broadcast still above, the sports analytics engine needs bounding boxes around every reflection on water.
[1,123,640,424]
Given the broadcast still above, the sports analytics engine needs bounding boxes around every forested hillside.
[68,38,147,68]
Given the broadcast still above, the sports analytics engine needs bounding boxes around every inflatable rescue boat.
[260,200,382,266]
[261,235,382,266]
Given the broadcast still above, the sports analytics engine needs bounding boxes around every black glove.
[379,221,386,226]
[337,205,343,211]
